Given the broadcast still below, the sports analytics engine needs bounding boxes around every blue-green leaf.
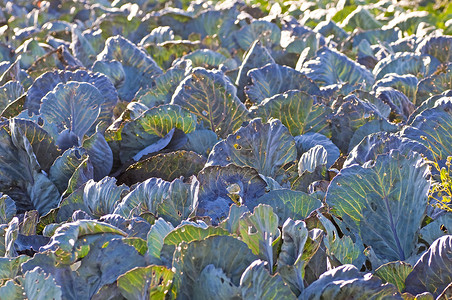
[373,52,441,81]
[117,265,174,300]
[239,204,280,267]
[240,260,297,299]
[250,90,332,137]
[301,264,401,299]
[235,20,281,50]
[26,70,118,128]
[0,194,16,224]
[171,67,248,138]
[172,235,257,299]
[40,82,104,143]
[405,235,452,298]
[245,63,321,104]
[252,189,322,226]
[300,47,375,89]
[94,35,162,101]
[197,164,267,224]
[326,151,430,261]
[401,102,452,160]
[119,104,197,163]
[206,118,296,179]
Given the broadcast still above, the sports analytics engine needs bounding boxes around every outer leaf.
[71,27,105,67]
[39,81,104,142]
[345,132,429,168]
[172,235,257,299]
[300,47,375,88]
[26,69,118,126]
[114,177,198,227]
[419,213,452,245]
[75,238,146,298]
[0,123,38,195]
[245,63,321,104]
[164,223,229,246]
[41,220,127,264]
[0,255,30,280]
[83,177,129,218]
[373,73,418,101]
[292,146,329,192]
[240,260,296,299]
[91,60,125,89]
[136,64,189,108]
[99,215,151,240]
[49,148,88,194]
[0,126,59,214]
[5,217,19,257]
[63,156,94,196]
[156,178,199,227]
[171,67,248,138]
[181,129,219,157]
[252,189,321,226]
[315,20,348,44]
[239,204,280,268]
[373,52,441,81]
[301,264,401,300]
[340,6,382,31]
[192,264,241,300]
[82,131,113,181]
[0,81,23,112]
[119,104,197,163]
[0,224,6,256]
[20,252,79,300]
[22,267,62,300]
[347,119,399,153]
[318,213,366,268]
[277,219,321,295]
[374,261,413,293]
[401,102,452,160]
[117,265,174,300]
[139,26,174,45]
[250,90,332,137]
[298,145,327,175]
[288,32,326,65]
[325,151,430,261]
[197,164,267,224]
[376,87,415,120]
[19,210,37,236]
[220,204,250,235]
[294,133,340,168]
[417,36,452,64]
[235,20,281,50]
[10,119,60,173]
[405,235,452,298]
[415,63,452,105]
[94,35,162,101]
[27,172,60,216]
[0,280,23,300]
[235,40,275,101]
[206,118,296,179]
[0,194,16,224]
[331,94,385,153]
[114,177,172,218]
[118,150,206,186]
[146,218,174,263]
[179,49,228,69]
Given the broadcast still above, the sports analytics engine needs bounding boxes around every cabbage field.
[0,0,451,299]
